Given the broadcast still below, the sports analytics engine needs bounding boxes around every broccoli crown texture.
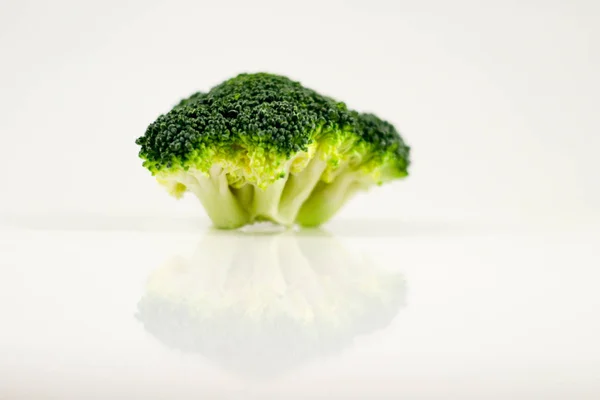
[135,72,410,228]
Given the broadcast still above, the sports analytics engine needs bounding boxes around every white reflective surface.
[1,218,599,399]
[136,230,406,379]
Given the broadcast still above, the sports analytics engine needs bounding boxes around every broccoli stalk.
[179,166,250,229]
[136,73,410,229]
[296,170,371,227]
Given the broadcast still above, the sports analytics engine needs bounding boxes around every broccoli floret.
[135,72,410,229]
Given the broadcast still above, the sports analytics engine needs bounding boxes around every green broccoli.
[135,73,410,229]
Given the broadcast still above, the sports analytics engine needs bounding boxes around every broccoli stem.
[232,184,255,212]
[183,168,250,229]
[278,156,328,224]
[252,174,289,224]
[167,155,377,229]
[295,172,369,227]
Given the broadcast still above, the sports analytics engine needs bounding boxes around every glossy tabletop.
[1,217,598,399]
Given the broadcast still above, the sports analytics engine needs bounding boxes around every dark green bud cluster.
[135,72,409,175]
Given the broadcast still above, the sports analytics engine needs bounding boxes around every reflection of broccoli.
[135,73,410,228]
[136,230,406,378]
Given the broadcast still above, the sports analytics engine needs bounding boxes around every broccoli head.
[135,73,410,229]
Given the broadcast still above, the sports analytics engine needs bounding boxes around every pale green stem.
[295,172,369,227]
[231,184,255,213]
[182,168,250,229]
[278,157,328,224]
[252,174,289,224]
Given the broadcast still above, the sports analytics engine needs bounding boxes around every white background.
[1,0,599,399]
[1,0,598,221]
